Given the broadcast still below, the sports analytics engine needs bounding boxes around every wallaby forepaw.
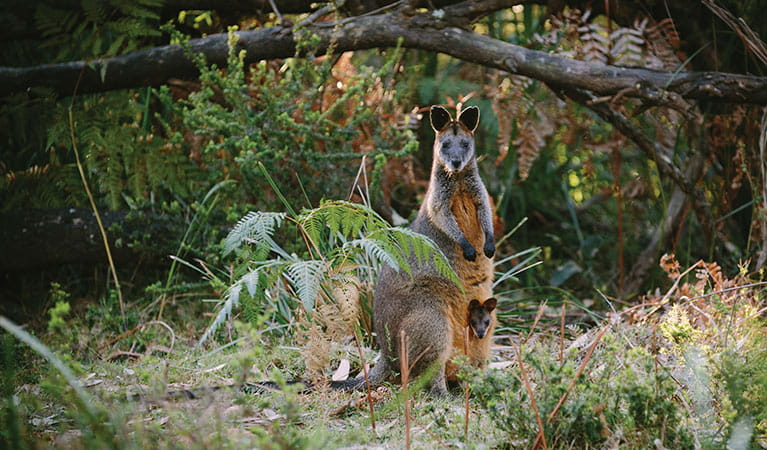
[463,245,477,261]
[483,241,495,258]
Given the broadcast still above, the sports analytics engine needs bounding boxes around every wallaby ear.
[483,297,497,311]
[430,105,452,132]
[458,106,480,132]
[469,299,481,310]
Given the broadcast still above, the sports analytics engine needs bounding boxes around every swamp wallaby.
[334,105,496,395]
[468,297,497,339]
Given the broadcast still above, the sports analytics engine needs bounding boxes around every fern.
[284,260,326,313]
[35,0,162,62]
[222,211,286,256]
[344,237,404,273]
[198,282,242,345]
[385,227,462,289]
[610,20,646,67]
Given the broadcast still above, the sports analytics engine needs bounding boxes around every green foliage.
[35,0,163,63]
[468,331,694,449]
[47,303,71,335]
[157,27,418,211]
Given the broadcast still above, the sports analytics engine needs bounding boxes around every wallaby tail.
[329,358,389,391]
[130,362,389,401]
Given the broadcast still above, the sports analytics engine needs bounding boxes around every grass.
[2,254,766,448]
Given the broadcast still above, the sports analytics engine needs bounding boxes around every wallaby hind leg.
[398,308,451,396]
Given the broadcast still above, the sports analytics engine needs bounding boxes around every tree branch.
[3,0,767,103]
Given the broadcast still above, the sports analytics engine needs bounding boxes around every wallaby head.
[468,297,497,339]
[430,105,480,174]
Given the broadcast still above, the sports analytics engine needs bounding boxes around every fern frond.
[198,282,242,345]
[241,269,261,297]
[223,211,286,256]
[385,227,461,289]
[299,199,388,244]
[284,260,326,313]
[344,237,402,273]
[610,25,645,67]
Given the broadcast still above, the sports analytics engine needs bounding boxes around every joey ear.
[469,299,481,309]
[458,106,480,132]
[430,106,452,132]
[483,297,497,311]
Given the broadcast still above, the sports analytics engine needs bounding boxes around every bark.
[2,0,767,104]
[0,208,182,271]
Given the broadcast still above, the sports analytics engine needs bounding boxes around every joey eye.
[460,140,469,149]
[442,141,452,149]
[484,319,490,326]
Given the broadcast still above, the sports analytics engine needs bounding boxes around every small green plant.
[468,329,694,449]
[47,282,71,334]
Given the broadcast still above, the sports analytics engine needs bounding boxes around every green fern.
[35,0,162,62]
[198,282,242,345]
[344,237,404,273]
[223,211,286,256]
[284,260,326,313]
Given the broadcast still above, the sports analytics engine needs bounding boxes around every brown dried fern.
[516,107,555,181]
[487,72,533,167]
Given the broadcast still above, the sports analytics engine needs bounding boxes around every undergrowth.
[3,254,766,448]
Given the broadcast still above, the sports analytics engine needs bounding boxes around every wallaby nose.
[451,159,461,170]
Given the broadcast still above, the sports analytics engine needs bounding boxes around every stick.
[353,328,376,430]
[514,339,548,450]
[400,330,411,450]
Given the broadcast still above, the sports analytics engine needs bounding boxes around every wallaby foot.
[427,370,448,397]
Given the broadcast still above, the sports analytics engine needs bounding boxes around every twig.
[267,0,283,25]
[400,330,411,450]
[612,146,625,293]
[409,414,451,449]
[703,0,767,66]
[463,326,470,440]
[353,327,376,431]
[525,300,548,343]
[549,326,608,420]
[514,340,548,450]
[559,302,565,366]
[560,87,715,245]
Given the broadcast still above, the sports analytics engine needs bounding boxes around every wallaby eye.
[442,141,452,149]
[460,140,469,149]
[484,319,490,326]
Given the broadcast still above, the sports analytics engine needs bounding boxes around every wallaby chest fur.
[357,105,496,395]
